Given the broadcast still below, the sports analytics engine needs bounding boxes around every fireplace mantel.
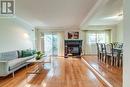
[64,40,82,58]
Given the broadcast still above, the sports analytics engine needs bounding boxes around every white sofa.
[0,51,34,77]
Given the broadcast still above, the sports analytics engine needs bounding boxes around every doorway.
[44,33,58,56]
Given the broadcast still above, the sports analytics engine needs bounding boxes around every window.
[97,33,106,43]
[87,30,110,44]
[88,33,97,43]
[86,30,110,54]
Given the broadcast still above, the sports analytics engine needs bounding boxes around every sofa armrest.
[0,61,9,76]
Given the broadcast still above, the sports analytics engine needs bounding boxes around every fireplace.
[64,40,82,58]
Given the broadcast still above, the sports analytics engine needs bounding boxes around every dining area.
[96,42,123,67]
[82,42,123,87]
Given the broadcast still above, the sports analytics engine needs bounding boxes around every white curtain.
[40,33,44,52]
[85,30,111,54]
[57,32,64,56]
[42,31,64,57]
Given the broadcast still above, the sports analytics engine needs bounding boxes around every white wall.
[37,28,81,39]
[124,0,130,86]
[116,21,123,42]
[0,18,35,52]
[111,26,117,42]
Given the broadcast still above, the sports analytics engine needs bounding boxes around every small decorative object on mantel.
[35,51,44,60]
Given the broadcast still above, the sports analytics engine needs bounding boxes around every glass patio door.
[44,33,58,56]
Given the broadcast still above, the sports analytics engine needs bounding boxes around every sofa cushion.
[0,51,18,61]
[22,50,33,57]
[32,50,36,54]
[8,55,34,71]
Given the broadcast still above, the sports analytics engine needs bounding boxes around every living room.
[0,0,130,87]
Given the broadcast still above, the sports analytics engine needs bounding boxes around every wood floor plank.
[0,58,106,87]
[82,56,122,87]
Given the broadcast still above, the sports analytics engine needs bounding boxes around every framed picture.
[68,32,79,39]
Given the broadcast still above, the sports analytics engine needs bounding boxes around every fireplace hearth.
[64,40,82,58]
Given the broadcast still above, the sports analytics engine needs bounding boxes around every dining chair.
[112,43,123,67]
[102,43,107,63]
[120,53,123,67]
[96,43,102,60]
[117,43,123,48]
[113,42,118,48]
[105,43,118,66]
[96,43,105,62]
[106,43,122,66]
[100,43,105,62]
[116,48,123,67]
[96,43,100,60]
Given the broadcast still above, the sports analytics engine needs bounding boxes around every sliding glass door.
[44,33,58,56]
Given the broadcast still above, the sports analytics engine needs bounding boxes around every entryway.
[44,32,58,56]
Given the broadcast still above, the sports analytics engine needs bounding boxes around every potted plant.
[35,51,44,60]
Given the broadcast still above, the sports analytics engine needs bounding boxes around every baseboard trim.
[81,58,113,87]
[84,54,97,56]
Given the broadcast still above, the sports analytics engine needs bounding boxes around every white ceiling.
[15,0,97,28]
[87,0,123,26]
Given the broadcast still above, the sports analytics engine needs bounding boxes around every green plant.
[36,51,44,60]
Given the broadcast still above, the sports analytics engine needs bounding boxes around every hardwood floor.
[82,56,122,87]
[0,58,106,87]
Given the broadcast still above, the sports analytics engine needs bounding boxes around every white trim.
[36,26,80,31]
[80,0,109,27]
[81,58,113,87]
[16,16,34,27]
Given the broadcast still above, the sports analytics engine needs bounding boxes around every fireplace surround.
[64,40,82,58]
